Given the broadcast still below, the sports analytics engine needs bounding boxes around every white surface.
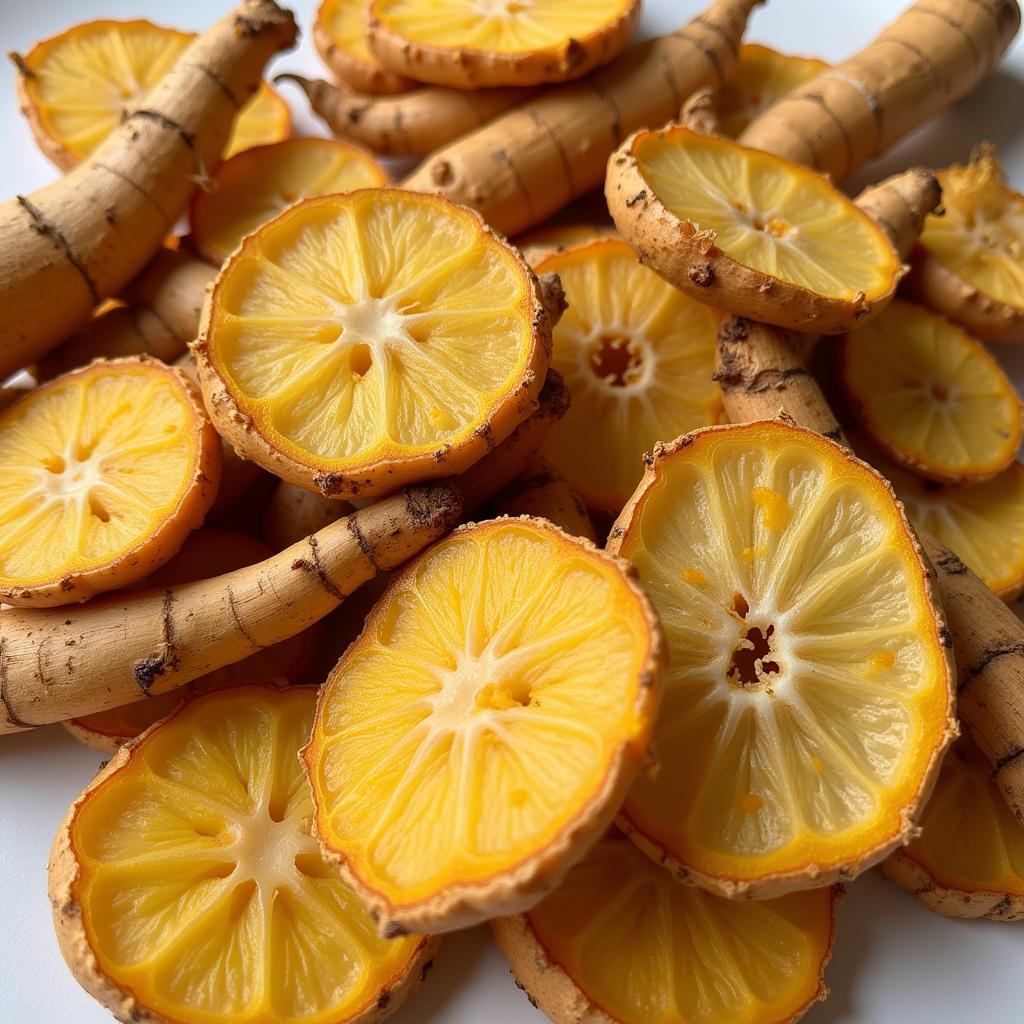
[1,1,1024,1022]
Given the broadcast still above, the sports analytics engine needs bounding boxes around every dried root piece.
[494,831,839,1024]
[493,458,596,542]
[0,358,220,608]
[51,686,440,1024]
[195,190,552,500]
[515,222,617,265]
[190,138,389,263]
[884,738,1024,921]
[606,125,902,334]
[607,420,956,898]
[315,0,415,94]
[304,517,664,934]
[840,300,1021,484]
[534,238,721,512]
[263,481,351,550]
[907,146,1024,344]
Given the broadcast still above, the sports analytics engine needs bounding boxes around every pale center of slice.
[229,808,322,893]
[585,327,653,391]
[429,646,535,733]
[330,292,418,379]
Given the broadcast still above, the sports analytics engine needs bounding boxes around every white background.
[1,1,1024,1021]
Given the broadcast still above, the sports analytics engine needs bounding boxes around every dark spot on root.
[17,195,100,303]
[376,990,391,1010]
[291,536,346,600]
[936,551,968,576]
[688,263,714,286]
[718,316,751,343]
[625,190,647,207]
[132,591,179,693]
[382,920,409,939]
[420,958,434,982]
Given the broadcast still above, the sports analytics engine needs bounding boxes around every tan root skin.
[0,484,462,734]
[314,0,415,94]
[494,458,596,542]
[263,481,352,551]
[0,0,297,380]
[402,0,758,236]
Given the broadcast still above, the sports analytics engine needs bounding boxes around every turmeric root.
[401,0,758,236]
[0,0,297,379]
[263,482,351,550]
[494,459,597,541]
[738,0,1021,181]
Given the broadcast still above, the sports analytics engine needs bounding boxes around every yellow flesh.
[208,191,536,467]
[320,0,379,64]
[635,129,897,301]
[71,688,423,1023]
[372,0,632,53]
[539,240,721,511]
[901,740,1024,898]
[192,139,388,263]
[843,300,1020,480]
[23,20,288,164]
[528,833,834,1024]
[308,520,654,907]
[719,44,828,138]
[0,366,197,587]
[618,423,950,885]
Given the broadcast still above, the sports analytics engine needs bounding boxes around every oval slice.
[0,358,220,607]
[607,421,956,897]
[51,686,437,1024]
[304,517,664,934]
[494,831,838,1024]
[607,126,901,333]
[536,238,722,512]
[196,189,551,499]
[315,0,415,94]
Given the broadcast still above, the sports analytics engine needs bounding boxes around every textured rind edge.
[194,188,553,501]
[312,4,415,95]
[605,420,959,900]
[0,355,222,608]
[49,684,443,1024]
[490,883,842,1024]
[605,125,904,336]
[60,719,125,755]
[302,514,667,936]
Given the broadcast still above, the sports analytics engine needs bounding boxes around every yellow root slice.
[304,517,664,934]
[189,138,390,264]
[494,831,838,1024]
[51,686,439,1024]
[608,420,956,898]
[315,0,415,94]
[0,358,220,608]
[840,299,1021,484]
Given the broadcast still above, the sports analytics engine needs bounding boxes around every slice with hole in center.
[50,686,438,1023]
[840,299,1021,484]
[304,517,664,934]
[195,189,551,499]
[494,831,838,1024]
[190,138,390,264]
[0,358,220,607]
[606,126,901,333]
[882,738,1024,921]
[607,420,955,898]
[315,0,415,94]
[535,238,722,512]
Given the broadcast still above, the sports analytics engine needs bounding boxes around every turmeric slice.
[494,831,838,1024]
[607,126,902,334]
[608,421,956,898]
[304,517,664,934]
[840,300,1021,484]
[365,0,640,89]
[0,358,219,608]
[315,0,415,94]
[51,686,439,1024]
[515,222,617,265]
[195,189,552,499]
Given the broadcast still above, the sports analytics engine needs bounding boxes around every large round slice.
[315,0,415,94]
[535,238,722,512]
[304,517,664,934]
[607,420,956,898]
[494,831,838,1024]
[840,299,1021,484]
[365,0,640,88]
[50,686,438,1024]
[196,189,551,499]
[0,358,220,607]
[13,18,290,169]
[607,126,902,333]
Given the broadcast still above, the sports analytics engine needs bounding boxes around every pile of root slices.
[4,0,1024,1021]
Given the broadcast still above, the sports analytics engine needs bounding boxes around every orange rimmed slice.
[50,686,438,1024]
[840,299,1021,484]
[304,517,664,934]
[195,189,551,499]
[13,19,290,170]
[494,831,839,1024]
[0,358,220,607]
[607,125,902,333]
[190,138,390,264]
[883,738,1024,921]
[315,0,415,94]
[535,238,722,512]
[607,420,956,898]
